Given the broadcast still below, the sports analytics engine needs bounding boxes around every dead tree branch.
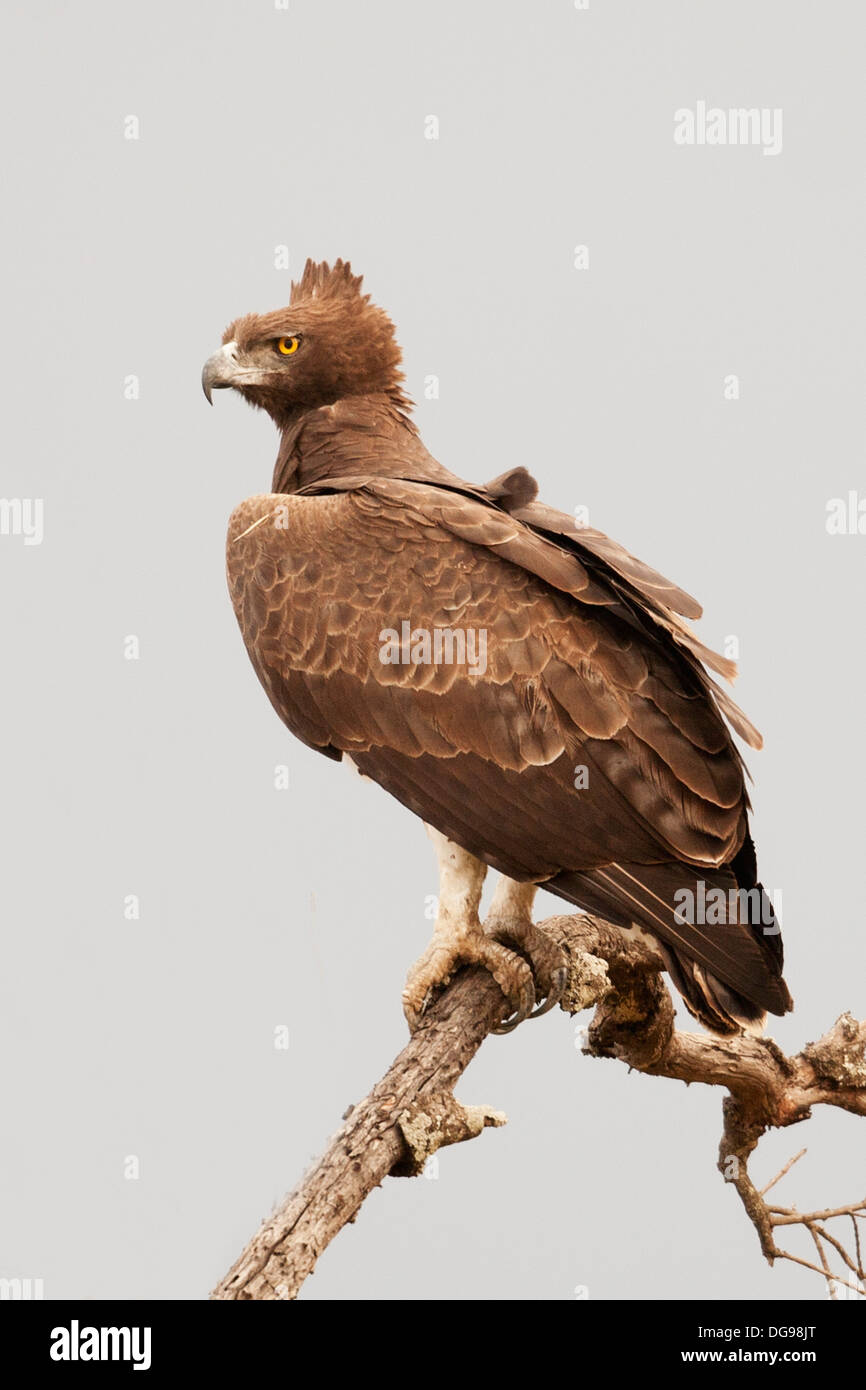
[212,912,866,1300]
[543,914,866,1299]
[211,965,507,1300]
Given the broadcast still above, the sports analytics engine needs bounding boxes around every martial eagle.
[202,259,792,1037]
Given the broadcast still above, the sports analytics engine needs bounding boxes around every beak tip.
[202,345,246,404]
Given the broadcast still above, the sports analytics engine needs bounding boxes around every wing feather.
[226,477,785,1018]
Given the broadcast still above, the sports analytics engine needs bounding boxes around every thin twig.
[760,1148,807,1197]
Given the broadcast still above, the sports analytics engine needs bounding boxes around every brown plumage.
[203,259,792,1035]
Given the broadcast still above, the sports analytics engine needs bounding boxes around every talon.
[494,994,533,1034]
[528,996,557,1021]
[403,982,439,1033]
[493,973,535,1033]
[528,965,568,1020]
[494,1015,521,1035]
[403,922,535,1035]
[484,903,567,1033]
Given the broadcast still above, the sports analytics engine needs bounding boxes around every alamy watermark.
[674,101,782,157]
[0,1277,44,1300]
[674,881,781,934]
[50,1320,151,1371]
[379,621,487,676]
[826,491,866,535]
[0,498,43,545]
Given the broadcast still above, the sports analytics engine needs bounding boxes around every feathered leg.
[402,827,565,1033]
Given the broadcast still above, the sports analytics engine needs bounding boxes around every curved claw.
[527,966,568,1020]
[404,985,436,1033]
[493,1016,521,1035]
[493,987,535,1035]
[494,973,536,1039]
[403,930,535,1036]
[494,1011,526,1035]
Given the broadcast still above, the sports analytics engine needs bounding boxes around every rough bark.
[212,966,506,1300]
[212,913,866,1300]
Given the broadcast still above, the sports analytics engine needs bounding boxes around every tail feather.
[548,853,792,1036]
[661,952,768,1037]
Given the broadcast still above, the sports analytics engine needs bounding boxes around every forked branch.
[212,913,866,1300]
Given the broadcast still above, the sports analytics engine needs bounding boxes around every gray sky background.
[2,0,864,1300]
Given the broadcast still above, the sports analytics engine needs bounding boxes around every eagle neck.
[270,395,458,495]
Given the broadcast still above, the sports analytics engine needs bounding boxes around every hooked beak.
[201,340,246,404]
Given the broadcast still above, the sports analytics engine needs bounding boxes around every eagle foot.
[402,926,536,1033]
[483,915,568,1034]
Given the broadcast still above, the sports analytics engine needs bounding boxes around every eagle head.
[201,259,409,425]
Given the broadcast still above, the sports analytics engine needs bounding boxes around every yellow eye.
[277,336,300,355]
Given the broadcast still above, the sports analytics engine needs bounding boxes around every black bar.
[1,1298,855,1376]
